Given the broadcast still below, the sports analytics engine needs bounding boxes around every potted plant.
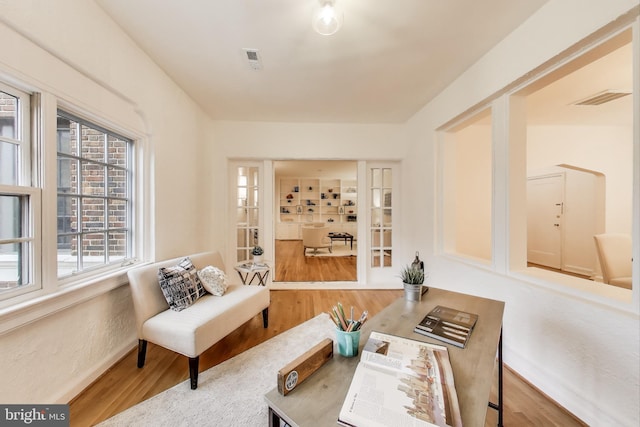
[252,246,264,264]
[399,264,425,302]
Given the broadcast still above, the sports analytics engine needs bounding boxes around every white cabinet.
[276,222,300,240]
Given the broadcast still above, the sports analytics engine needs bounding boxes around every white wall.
[208,120,411,266]
[0,0,212,403]
[403,1,639,426]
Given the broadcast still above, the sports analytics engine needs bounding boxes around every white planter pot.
[253,255,263,264]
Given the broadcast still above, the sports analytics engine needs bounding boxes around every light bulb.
[312,2,343,35]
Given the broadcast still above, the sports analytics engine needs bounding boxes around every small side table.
[234,262,270,286]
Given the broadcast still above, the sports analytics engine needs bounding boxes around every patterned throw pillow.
[197,266,228,296]
[158,257,207,311]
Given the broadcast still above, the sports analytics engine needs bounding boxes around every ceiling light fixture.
[312,0,343,36]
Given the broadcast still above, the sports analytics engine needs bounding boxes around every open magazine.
[338,331,462,427]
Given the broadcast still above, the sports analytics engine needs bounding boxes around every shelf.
[278,177,357,226]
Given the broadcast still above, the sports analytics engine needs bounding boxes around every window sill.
[510,267,636,314]
[0,266,138,336]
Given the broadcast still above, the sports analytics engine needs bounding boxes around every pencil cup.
[336,329,361,357]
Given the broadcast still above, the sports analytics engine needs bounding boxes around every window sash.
[56,110,134,279]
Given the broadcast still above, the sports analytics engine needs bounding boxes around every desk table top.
[264,287,504,427]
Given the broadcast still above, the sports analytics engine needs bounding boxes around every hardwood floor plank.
[275,239,357,282]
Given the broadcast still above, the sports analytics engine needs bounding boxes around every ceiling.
[95,0,550,123]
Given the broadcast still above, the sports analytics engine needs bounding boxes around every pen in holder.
[336,328,361,357]
[328,303,368,358]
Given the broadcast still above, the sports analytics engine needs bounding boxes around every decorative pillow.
[197,266,228,296]
[157,257,207,311]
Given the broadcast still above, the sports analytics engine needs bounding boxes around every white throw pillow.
[197,266,228,296]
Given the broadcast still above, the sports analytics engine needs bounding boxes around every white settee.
[127,251,270,389]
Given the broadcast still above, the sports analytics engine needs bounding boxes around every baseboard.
[505,347,632,426]
[503,364,587,426]
[52,338,137,404]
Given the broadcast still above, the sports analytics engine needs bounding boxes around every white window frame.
[54,109,135,281]
[0,82,41,302]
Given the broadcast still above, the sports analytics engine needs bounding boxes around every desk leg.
[269,406,290,427]
[488,328,503,427]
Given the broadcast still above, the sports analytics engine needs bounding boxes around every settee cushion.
[197,265,228,296]
[158,257,207,311]
[142,283,270,357]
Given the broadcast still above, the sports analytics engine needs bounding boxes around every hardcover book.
[338,331,462,427]
[413,306,479,349]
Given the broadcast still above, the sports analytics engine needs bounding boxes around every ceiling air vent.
[573,90,631,106]
[243,48,262,71]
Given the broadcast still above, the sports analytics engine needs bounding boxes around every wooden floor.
[274,239,357,282]
[69,289,586,427]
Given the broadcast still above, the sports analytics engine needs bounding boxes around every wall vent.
[243,48,262,70]
[573,90,631,106]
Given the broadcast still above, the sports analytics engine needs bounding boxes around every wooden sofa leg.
[262,307,269,328]
[137,340,147,368]
[189,357,199,390]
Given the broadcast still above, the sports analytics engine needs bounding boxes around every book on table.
[413,306,479,349]
[337,331,462,427]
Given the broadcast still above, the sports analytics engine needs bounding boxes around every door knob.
[554,223,560,227]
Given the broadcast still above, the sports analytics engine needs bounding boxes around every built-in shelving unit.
[276,178,357,239]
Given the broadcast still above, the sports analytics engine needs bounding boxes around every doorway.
[273,160,358,282]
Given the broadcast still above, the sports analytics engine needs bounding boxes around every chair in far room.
[302,224,332,255]
[593,233,632,289]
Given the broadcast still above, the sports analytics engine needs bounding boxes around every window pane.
[371,188,381,208]
[108,231,127,261]
[0,91,18,139]
[57,195,76,235]
[57,235,78,276]
[236,207,248,224]
[383,189,392,207]
[0,141,18,185]
[57,157,78,193]
[82,198,105,231]
[371,250,381,267]
[382,168,392,187]
[371,168,381,187]
[107,135,127,166]
[237,228,248,248]
[107,166,126,197]
[82,162,105,196]
[248,208,259,226]
[0,195,21,239]
[0,242,24,289]
[371,208,381,227]
[108,199,126,228]
[81,125,106,162]
[83,232,105,266]
[56,116,78,156]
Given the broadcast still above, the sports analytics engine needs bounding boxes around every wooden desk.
[265,288,504,427]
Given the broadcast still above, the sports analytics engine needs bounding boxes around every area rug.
[98,314,335,427]
[307,242,357,257]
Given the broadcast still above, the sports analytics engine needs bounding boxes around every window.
[56,111,133,278]
[440,109,493,262]
[234,165,261,262]
[0,84,37,300]
[370,167,393,267]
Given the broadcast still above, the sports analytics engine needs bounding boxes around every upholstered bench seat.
[127,251,270,389]
[142,284,269,357]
